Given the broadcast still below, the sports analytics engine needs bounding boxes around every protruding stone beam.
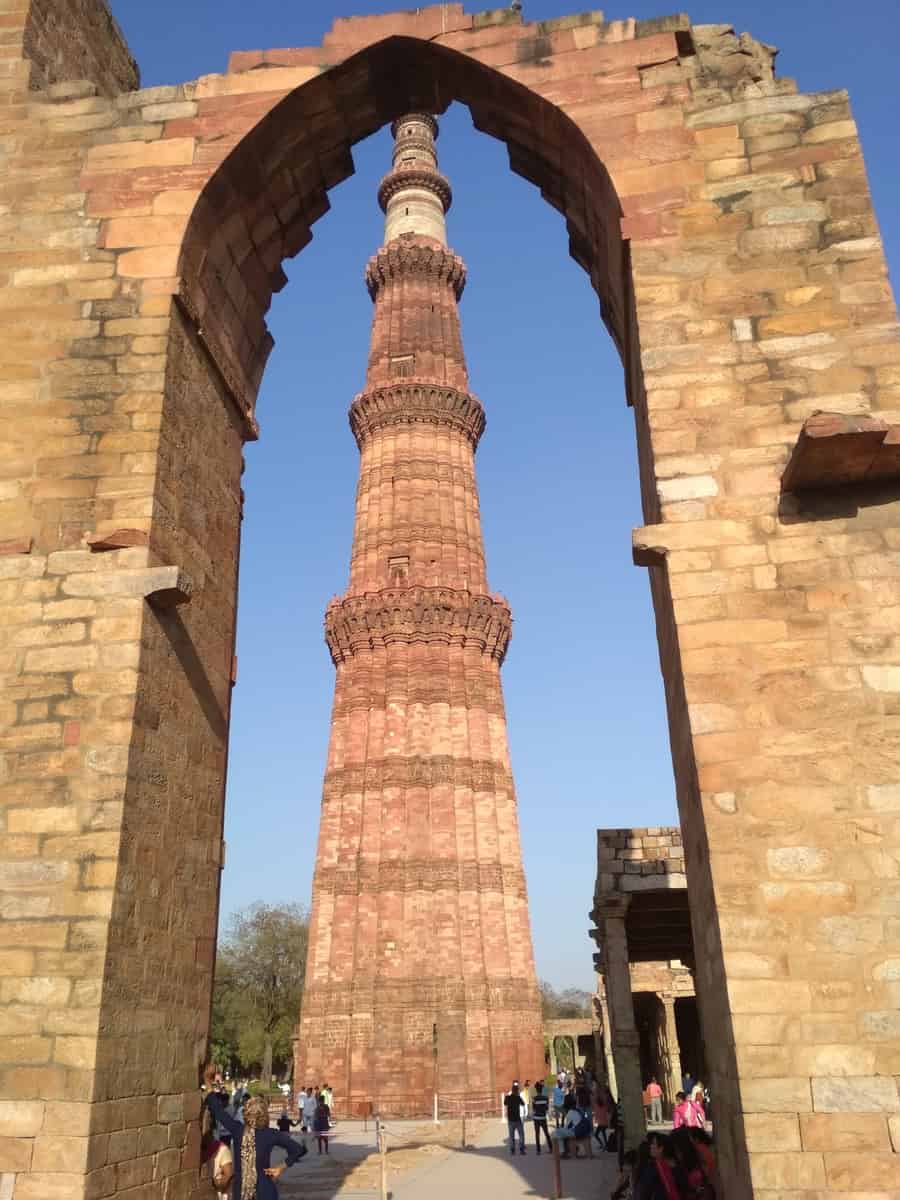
[87,528,150,552]
[144,566,193,609]
[61,564,193,607]
[781,411,900,491]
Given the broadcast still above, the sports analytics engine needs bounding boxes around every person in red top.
[635,1133,687,1200]
[646,1076,664,1125]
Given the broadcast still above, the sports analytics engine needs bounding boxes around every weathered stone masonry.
[296,112,545,1115]
[0,1,898,1197]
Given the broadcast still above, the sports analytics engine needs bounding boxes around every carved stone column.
[660,992,682,1114]
[595,897,645,1148]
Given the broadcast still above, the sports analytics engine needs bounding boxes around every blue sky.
[112,1,898,990]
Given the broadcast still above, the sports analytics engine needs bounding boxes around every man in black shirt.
[504,1081,527,1155]
[530,1081,553,1154]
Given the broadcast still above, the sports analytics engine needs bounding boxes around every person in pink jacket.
[672,1091,706,1129]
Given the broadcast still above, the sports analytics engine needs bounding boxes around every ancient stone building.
[294,113,544,1116]
[592,828,701,1136]
[0,2,898,1197]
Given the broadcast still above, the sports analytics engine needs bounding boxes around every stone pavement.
[276,1118,620,1198]
[391,1122,620,1200]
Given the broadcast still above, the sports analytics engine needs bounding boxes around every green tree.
[211,902,310,1087]
[539,980,593,1020]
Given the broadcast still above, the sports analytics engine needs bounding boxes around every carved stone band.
[313,859,527,897]
[322,755,515,798]
[365,240,467,300]
[349,383,485,447]
[301,976,543,1016]
[377,166,453,214]
[325,585,512,664]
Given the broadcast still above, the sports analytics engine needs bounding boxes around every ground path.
[277,1117,620,1199]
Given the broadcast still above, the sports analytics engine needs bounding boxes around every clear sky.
[112,1,898,991]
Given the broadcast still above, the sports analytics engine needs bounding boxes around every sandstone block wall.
[596,826,687,894]
[0,1,897,1196]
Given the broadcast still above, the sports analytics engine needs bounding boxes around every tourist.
[552,1097,592,1159]
[296,1087,307,1131]
[276,1108,299,1134]
[671,1128,714,1200]
[681,1071,694,1098]
[201,1102,234,1197]
[521,1078,532,1119]
[204,1067,308,1199]
[635,1132,687,1200]
[531,1081,553,1154]
[551,1079,566,1128]
[302,1087,317,1133]
[592,1082,611,1149]
[504,1081,527,1155]
[313,1092,332,1154]
[673,1091,705,1130]
[647,1077,664,1125]
[688,1128,720,1198]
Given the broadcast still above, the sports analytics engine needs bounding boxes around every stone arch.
[175,34,637,464]
[1,4,898,1199]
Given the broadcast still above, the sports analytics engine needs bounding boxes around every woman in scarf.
[204,1067,307,1199]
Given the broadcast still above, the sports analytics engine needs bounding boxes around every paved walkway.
[390,1121,620,1200]
[277,1118,620,1198]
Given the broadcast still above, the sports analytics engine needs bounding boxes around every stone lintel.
[781,411,900,491]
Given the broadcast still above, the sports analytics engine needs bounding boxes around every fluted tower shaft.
[296,114,544,1116]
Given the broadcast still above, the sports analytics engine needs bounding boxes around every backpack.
[572,1109,592,1139]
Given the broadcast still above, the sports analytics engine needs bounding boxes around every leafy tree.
[539,980,594,1020]
[210,902,310,1087]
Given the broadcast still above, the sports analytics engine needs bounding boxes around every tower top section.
[377,113,452,246]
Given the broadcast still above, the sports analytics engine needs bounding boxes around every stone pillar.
[660,993,682,1114]
[598,995,618,1097]
[597,899,645,1148]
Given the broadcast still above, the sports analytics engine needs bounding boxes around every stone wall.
[21,0,138,96]
[596,827,687,893]
[0,2,898,1197]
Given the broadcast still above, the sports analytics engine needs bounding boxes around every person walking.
[302,1088,317,1134]
[504,1081,527,1156]
[647,1077,664,1125]
[673,1091,706,1130]
[530,1081,553,1154]
[521,1079,531,1120]
[205,1068,307,1199]
[551,1080,566,1128]
[591,1082,610,1149]
[313,1093,332,1154]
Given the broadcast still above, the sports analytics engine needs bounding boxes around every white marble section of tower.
[379,113,451,245]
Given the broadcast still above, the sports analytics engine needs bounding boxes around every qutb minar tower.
[296,114,544,1114]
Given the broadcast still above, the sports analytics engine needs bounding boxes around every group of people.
[644,1073,709,1129]
[293,1083,335,1151]
[504,1068,621,1158]
[201,1068,336,1198]
[612,1128,719,1200]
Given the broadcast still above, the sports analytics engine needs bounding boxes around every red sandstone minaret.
[296,114,544,1115]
